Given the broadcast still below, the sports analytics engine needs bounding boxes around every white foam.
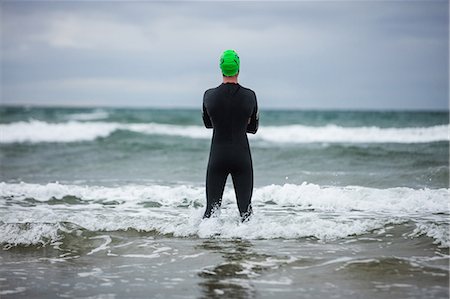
[0,287,27,296]
[181,252,205,259]
[121,254,160,259]
[0,182,448,247]
[0,120,448,144]
[1,182,447,214]
[410,222,450,248]
[0,120,118,143]
[0,182,204,206]
[78,268,103,277]
[87,235,112,255]
[252,277,293,285]
[0,222,62,247]
[253,183,449,214]
[66,109,109,121]
[192,212,403,241]
[256,124,450,144]
[126,123,208,139]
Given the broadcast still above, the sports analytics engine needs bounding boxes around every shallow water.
[1,225,448,299]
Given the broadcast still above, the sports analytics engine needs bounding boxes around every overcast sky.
[1,1,448,110]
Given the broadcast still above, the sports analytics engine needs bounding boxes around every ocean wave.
[0,120,118,143]
[0,120,448,144]
[0,217,399,248]
[1,182,448,247]
[1,182,448,213]
[257,124,449,144]
[65,109,109,121]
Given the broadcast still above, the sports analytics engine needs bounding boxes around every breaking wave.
[0,120,448,144]
[1,182,448,247]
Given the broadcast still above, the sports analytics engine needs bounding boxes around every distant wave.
[65,109,109,121]
[0,120,448,144]
[0,120,118,143]
[258,124,449,144]
[1,182,448,247]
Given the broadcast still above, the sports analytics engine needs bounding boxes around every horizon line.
[1,102,448,113]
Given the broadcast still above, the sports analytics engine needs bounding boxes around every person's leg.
[231,165,253,222]
[204,164,228,218]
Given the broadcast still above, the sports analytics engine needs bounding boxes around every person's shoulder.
[204,85,221,97]
[238,84,253,92]
[203,87,214,96]
[238,84,257,98]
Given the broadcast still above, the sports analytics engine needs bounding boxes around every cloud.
[1,1,448,110]
[48,76,210,95]
[35,14,153,51]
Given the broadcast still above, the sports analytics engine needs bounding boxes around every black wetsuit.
[202,83,259,221]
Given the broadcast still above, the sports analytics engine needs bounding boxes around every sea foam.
[1,182,448,214]
[0,120,118,143]
[65,109,109,121]
[1,182,448,247]
[0,120,448,144]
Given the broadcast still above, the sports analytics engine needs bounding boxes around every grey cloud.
[1,1,448,110]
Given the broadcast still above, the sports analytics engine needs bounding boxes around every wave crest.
[0,120,448,144]
[1,182,448,247]
[1,182,448,213]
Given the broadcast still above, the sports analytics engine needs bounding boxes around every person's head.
[220,49,240,78]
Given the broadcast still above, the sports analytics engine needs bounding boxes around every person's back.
[202,50,259,222]
[204,83,258,146]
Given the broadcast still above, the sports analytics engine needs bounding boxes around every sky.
[0,0,448,110]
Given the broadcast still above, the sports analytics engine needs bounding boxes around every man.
[202,49,259,222]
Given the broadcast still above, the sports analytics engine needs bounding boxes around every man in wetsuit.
[202,49,259,222]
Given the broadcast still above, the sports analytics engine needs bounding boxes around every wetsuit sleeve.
[202,102,213,129]
[246,94,259,134]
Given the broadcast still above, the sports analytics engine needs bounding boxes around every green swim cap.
[220,49,240,77]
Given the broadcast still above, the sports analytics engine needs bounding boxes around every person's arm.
[247,94,259,134]
[202,102,213,129]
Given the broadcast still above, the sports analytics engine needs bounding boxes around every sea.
[0,106,449,299]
